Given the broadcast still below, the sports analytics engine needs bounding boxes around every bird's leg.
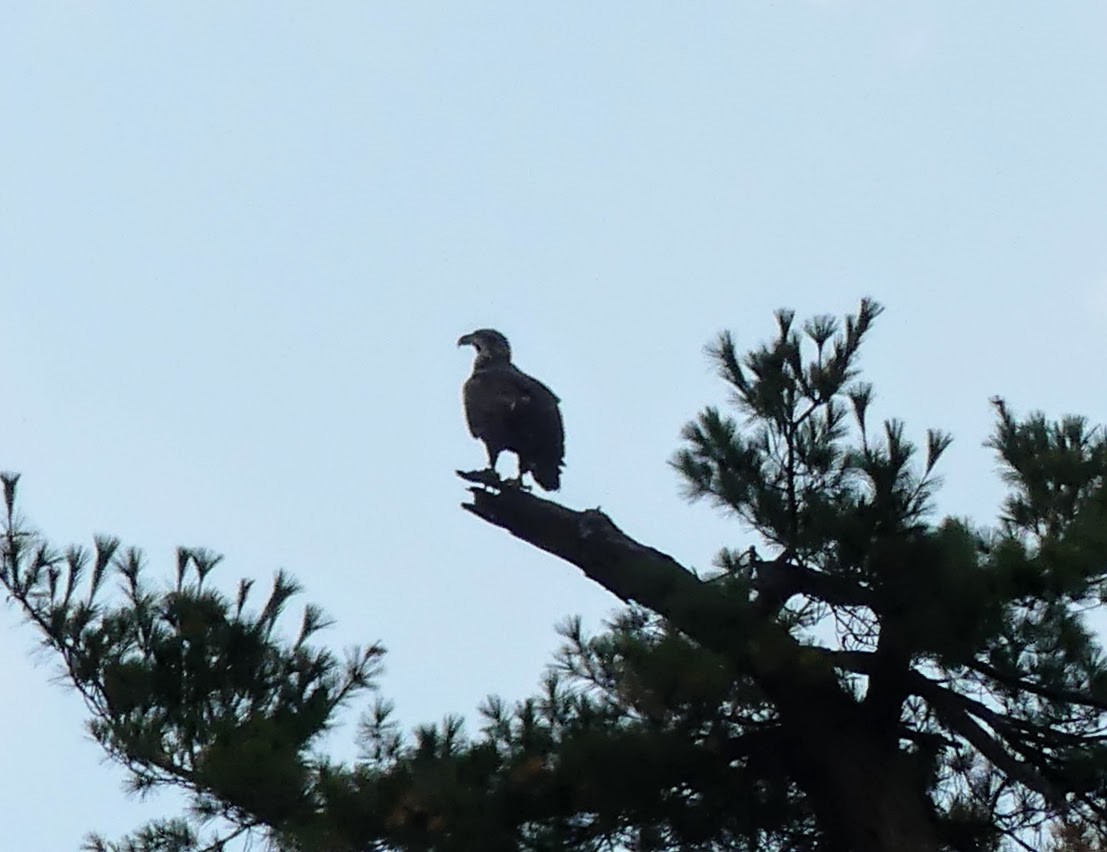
[482,449,504,483]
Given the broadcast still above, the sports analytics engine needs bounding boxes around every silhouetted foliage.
[3,299,1106,851]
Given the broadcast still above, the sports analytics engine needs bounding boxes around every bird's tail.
[532,462,561,491]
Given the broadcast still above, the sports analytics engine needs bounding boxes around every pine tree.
[3,298,1106,851]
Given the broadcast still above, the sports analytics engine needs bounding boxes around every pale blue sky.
[2,3,1105,848]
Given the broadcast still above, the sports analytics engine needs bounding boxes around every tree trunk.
[785,717,940,852]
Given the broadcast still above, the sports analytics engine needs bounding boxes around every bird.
[457,329,565,491]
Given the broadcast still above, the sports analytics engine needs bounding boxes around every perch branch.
[456,473,849,713]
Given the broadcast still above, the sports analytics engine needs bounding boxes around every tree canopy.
[3,298,1106,852]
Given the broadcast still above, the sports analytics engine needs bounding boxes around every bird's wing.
[503,366,565,459]
[464,365,564,460]
[506,366,560,405]
[463,368,538,438]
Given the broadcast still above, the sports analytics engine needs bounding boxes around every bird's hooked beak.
[457,332,475,348]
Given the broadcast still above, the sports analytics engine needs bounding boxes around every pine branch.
[908,673,1066,809]
[749,551,877,615]
[967,659,1107,713]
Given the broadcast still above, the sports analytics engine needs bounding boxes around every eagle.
[457,329,565,491]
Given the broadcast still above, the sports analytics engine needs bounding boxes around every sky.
[1,2,1106,848]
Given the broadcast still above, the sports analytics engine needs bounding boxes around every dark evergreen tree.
[3,299,1106,852]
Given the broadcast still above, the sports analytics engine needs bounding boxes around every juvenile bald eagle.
[458,329,565,491]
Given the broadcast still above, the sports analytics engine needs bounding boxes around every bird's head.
[457,329,512,366]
